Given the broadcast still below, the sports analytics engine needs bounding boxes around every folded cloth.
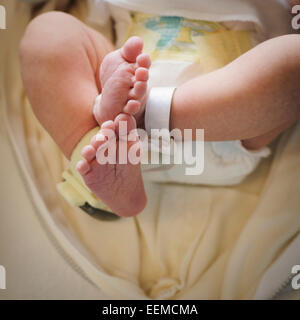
[88,0,292,45]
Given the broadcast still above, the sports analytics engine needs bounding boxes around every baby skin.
[20,12,149,217]
[77,37,150,216]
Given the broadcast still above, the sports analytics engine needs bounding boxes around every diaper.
[142,140,271,186]
[126,12,259,79]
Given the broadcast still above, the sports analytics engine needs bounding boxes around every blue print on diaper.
[144,16,217,51]
[145,16,182,50]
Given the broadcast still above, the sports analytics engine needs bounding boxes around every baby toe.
[121,36,143,63]
[76,160,91,176]
[114,113,137,136]
[100,120,116,141]
[130,81,147,100]
[101,120,115,130]
[137,53,151,69]
[123,99,141,115]
[81,145,96,162]
[91,132,107,150]
[135,67,149,82]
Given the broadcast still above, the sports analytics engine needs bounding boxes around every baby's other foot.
[76,113,146,217]
[94,36,151,124]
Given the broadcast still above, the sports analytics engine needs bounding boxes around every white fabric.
[144,140,271,186]
[88,0,292,39]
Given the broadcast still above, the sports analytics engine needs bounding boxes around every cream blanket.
[1,0,300,299]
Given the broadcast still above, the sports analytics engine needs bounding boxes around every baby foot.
[94,36,151,125]
[76,113,147,217]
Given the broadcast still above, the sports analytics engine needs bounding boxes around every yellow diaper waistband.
[126,13,254,72]
[57,127,115,216]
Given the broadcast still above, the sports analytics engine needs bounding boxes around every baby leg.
[20,11,114,159]
[20,12,147,216]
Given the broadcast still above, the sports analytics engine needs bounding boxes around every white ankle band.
[145,87,176,135]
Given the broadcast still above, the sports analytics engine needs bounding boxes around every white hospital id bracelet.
[145,87,176,135]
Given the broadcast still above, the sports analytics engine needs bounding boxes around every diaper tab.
[80,203,120,221]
